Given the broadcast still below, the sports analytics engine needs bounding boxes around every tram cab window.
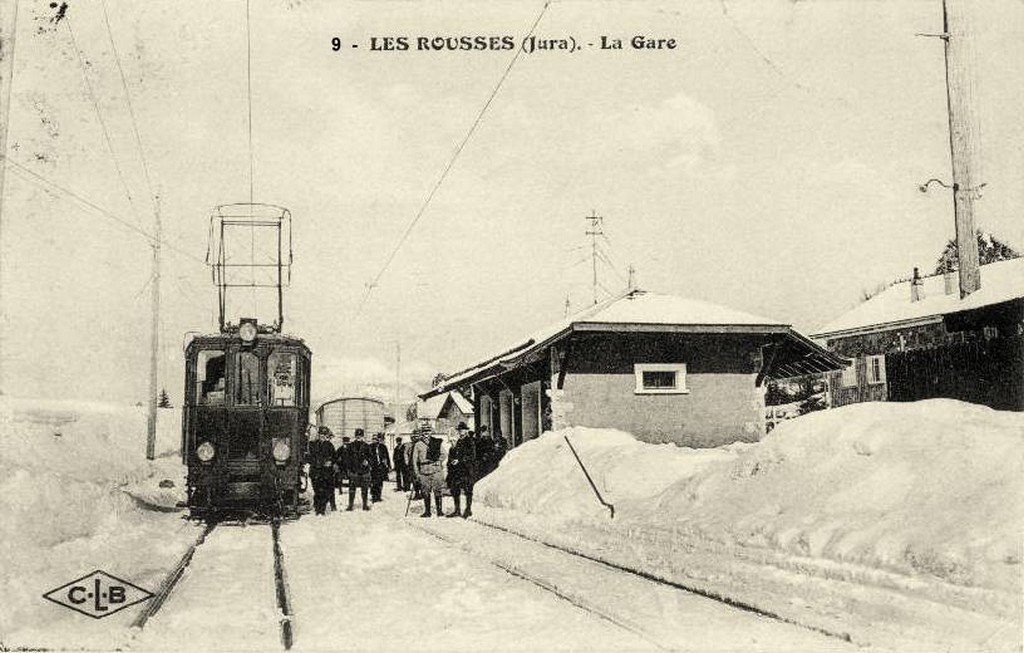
[196,350,226,405]
[268,351,297,407]
[235,351,261,406]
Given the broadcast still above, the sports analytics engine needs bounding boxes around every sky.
[1,0,1022,405]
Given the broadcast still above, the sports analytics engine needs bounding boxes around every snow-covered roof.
[423,289,845,398]
[811,258,1024,338]
[417,391,472,419]
[448,390,473,414]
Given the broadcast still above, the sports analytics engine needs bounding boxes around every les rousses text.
[337,35,677,52]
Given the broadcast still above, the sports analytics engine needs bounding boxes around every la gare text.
[334,35,678,54]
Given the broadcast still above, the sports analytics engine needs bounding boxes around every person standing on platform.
[405,431,421,499]
[392,436,407,491]
[411,426,446,517]
[342,429,372,511]
[308,427,336,515]
[446,422,477,518]
[369,432,391,502]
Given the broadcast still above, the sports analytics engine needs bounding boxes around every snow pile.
[476,427,738,521]
[475,401,1024,650]
[650,400,1024,593]
[0,397,193,649]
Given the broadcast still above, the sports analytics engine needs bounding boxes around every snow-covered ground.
[475,400,1024,652]
[4,395,1020,651]
[0,396,198,650]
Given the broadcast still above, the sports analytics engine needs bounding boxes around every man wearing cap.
[411,426,446,517]
[446,422,477,518]
[392,437,407,492]
[307,427,336,515]
[369,433,391,502]
[341,428,373,511]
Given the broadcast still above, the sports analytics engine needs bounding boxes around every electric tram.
[182,204,310,517]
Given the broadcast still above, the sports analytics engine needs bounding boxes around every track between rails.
[130,519,296,650]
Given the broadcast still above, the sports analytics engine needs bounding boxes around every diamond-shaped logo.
[43,570,153,619]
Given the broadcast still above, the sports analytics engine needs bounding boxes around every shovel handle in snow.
[404,489,413,518]
[563,435,615,519]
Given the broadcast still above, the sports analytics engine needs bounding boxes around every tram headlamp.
[272,438,291,463]
[196,441,215,463]
[239,320,258,344]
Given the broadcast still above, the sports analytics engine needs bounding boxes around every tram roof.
[186,331,310,352]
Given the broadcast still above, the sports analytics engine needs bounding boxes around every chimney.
[943,265,956,295]
[910,267,924,302]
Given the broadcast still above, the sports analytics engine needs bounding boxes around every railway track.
[408,514,855,649]
[129,518,296,651]
[408,521,672,650]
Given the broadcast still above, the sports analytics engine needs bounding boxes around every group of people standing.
[392,422,507,519]
[307,427,392,515]
[307,421,508,518]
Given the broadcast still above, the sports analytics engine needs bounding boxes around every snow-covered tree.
[934,230,1021,274]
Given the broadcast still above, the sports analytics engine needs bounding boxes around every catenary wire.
[355,1,551,318]
[61,10,145,228]
[3,157,203,264]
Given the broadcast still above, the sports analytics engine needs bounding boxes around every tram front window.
[196,350,226,406]
[268,351,297,406]
[235,351,261,405]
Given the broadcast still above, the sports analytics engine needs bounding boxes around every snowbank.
[650,400,1023,593]
[475,400,1024,651]
[0,396,197,650]
[477,426,738,521]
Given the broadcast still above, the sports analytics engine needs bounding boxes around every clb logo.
[43,570,153,619]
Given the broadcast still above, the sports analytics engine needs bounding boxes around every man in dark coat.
[392,437,407,491]
[340,429,372,510]
[307,427,336,515]
[369,433,391,502]
[446,422,477,518]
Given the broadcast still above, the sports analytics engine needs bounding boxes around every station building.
[421,289,845,449]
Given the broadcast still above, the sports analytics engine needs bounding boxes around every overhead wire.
[61,10,145,228]
[3,156,203,264]
[98,0,158,217]
[355,0,551,318]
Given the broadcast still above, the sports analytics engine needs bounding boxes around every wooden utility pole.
[585,211,603,305]
[942,0,982,298]
[394,340,401,419]
[0,0,19,396]
[146,193,161,460]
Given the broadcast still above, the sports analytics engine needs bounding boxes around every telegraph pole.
[627,264,637,291]
[394,340,401,418]
[0,0,19,396]
[942,0,982,298]
[585,211,603,305]
[146,192,161,460]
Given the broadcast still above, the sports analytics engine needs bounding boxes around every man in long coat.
[307,427,336,515]
[341,429,373,511]
[446,422,477,518]
[411,426,446,517]
[392,437,407,491]
[369,433,391,502]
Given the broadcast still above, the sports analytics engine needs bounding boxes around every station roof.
[811,258,1024,339]
[422,289,846,398]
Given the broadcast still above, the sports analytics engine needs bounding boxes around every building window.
[634,363,688,394]
[840,362,857,388]
[866,355,886,385]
